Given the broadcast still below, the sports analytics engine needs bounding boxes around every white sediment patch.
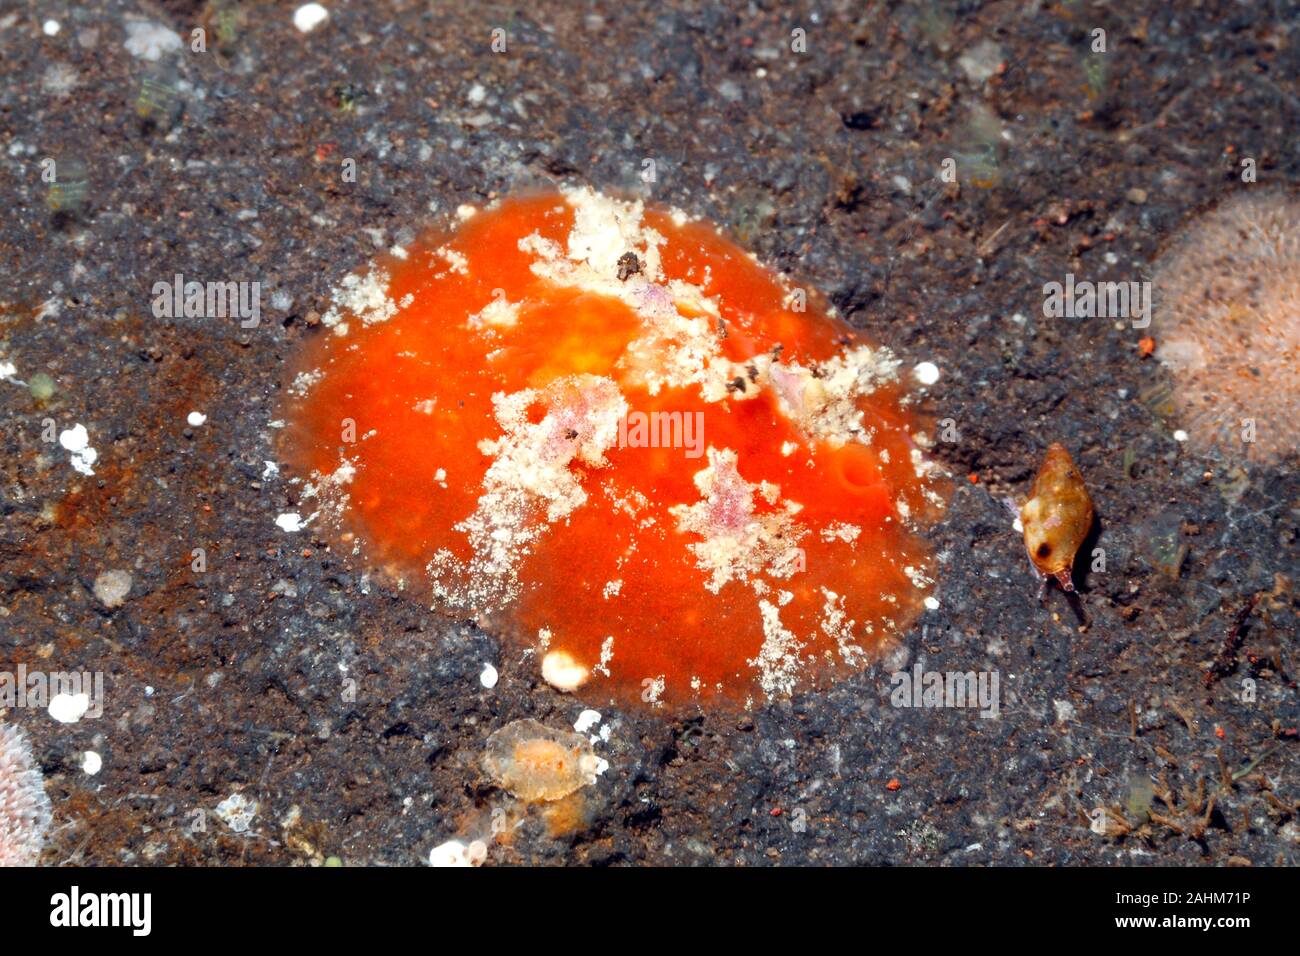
[763,345,902,447]
[750,599,804,698]
[427,374,627,611]
[517,188,739,402]
[320,269,397,335]
[820,522,861,543]
[819,587,864,666]
[594,636,614,677]
[518,193,904,444]
[467,295,521,330]
[669,447,806,594]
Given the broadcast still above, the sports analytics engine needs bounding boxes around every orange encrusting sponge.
[283,188,946,706]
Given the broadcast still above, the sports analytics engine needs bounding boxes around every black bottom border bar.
[0,865,1282,942]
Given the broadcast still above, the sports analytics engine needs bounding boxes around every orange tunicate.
[282,188,947,706]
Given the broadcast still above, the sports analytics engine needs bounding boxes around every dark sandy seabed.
[0,0,1296,866]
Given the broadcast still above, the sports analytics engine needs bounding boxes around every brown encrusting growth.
[1153,190,1300,465]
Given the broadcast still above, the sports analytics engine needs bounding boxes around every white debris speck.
[186,411,207,427]
[1173,429,1189,443]
[573,709,602,734]
[275,512,306,533]
[42,19,60,36]
[49,692,90,724]
[320,269,397,333]
[438,247,469,274]
[467,295,520,330]
[456,204,477,221]
[479,663,498,689]
[214,793,258,832]
[82,751,102,775]
[92,569,132,608]
[643,675,666,705]
[923,596,940,611]
[261,461,279,479]
[123,19,182,61]
[913,361,940,386]
[1053,699,1076,724]
[58,423,98,476]
[42,62,78,98]
[958,40,1005,83]
[293,3,329,33]
[594,637,614,677]
[541,650,588,692]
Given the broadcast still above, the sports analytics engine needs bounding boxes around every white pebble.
[42,19,60,36]
[541,650,588,692]
[58,423,89,451]
[428,840,472,867]
[923,596,940,611]
[1173,429,1189,442]
[275,512,305,532]
[82,751,102,775]
[293,3,330,33]
[186,411,207,427]
[913,361,940,386]
[479,663,498,689]
[573,709,602,734]
[123,20,182,61]
[93,569,133,608]
[58,423,98,476]
[49,692,90,724]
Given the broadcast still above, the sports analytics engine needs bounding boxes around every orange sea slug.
[283,188,947,706]
[482,719,602,803]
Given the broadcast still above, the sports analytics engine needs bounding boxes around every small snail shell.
[1020,443,1094,592]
